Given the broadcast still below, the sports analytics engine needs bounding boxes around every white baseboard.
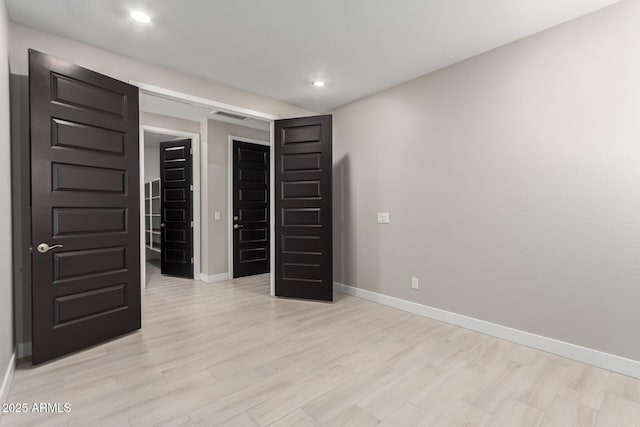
[0,352,15,407]
[17,342,31,358]
[200,272,230,283]
[334,282,640,379]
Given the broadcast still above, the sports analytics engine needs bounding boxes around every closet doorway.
[141,127,200,284]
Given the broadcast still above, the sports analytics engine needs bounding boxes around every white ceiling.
[6,0,623,112]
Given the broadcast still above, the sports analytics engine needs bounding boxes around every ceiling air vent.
[212,110,248,121]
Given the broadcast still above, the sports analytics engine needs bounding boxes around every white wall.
[332,0,640,361]
[0,0,13,401]
[8,23,313,119]
[143,145,160,183]
[143,143,160,262]
[143,142,159,265]
[141,112,201,134]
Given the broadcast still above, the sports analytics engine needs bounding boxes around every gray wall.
[332,0,640,361]
[0,0,13,389]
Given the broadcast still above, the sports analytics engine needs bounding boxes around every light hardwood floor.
[2,264,640,426]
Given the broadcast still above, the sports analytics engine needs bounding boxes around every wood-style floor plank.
[485,399,543,427]
[541,395,598,427]
[1,263,639,426]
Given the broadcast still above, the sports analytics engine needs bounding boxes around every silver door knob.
[233,216,239,221]
[37,243,64,253]
[233,224,243,229]
[160,223,165,227]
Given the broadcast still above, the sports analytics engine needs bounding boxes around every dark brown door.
[29,50,141,364]
[233,140,270,278]
[160,139,193,278]
[275,115,333,301]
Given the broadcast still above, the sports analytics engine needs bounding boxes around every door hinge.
[190,148,193,155]
[191,221,194,228]
[190,184,194,191]
[191,257,194,264]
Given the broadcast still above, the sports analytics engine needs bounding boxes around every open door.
[160,139,194,278]
[275,115,333,301]
[233,140,270,278]
[29,50,141,364]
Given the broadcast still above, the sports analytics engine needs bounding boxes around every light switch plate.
[214,211,221,221]
[411,277,419,290]
[377,212,390,224]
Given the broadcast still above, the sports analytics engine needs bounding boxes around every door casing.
[139,126,200,288]
[133,82,281,294]
[160,138,194,278]
[227,135,270,279]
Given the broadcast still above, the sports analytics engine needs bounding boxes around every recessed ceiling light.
[312,81,326,88]
[130,10,151,23]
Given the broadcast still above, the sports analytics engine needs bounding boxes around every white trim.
[0,352,15,408]
[130,81,279,122]
[16,342,31,358]
[229,136,271,146]
[334,282,640,379]
[199,119,209,277]
[139,125,146,289]
[200,272,231,283]
[227,136,270,280]
[141,126,202,287]
[269,121,275,297]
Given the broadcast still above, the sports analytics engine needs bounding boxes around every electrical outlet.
[411,277,419,290]
[377,212,390,224]
[214,211,221,221]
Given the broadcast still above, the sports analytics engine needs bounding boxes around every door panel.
[52,118,125,154]
[275,115,333,301]
[160,139,193,278]
[30,49,140,364]
[233,141,270,278]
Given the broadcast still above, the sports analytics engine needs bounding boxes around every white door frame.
[227,136,270,279]
[139,125,201,289]
[133,81,278,296]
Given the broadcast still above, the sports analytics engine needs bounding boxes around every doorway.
[135,82,277,293]
[138,90,273,287]
[140,127,200,287]
[230,137,270,278]
[135,83,333,301]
